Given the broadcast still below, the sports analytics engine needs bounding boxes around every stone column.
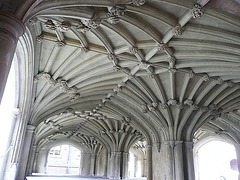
[114,152,122,179]
[35,148,48,173]
[174,141,184,180]
[89,156,96,176]
[32,151,39,173]
[159,141,174,180]
[142,158,147,177]
[81,152,91,175]
[103,152,108,178]
[183,141,195,180]
[0,12,25,103]
[16,125,35,180]
[122,152,129,179]
[134,155,138,177]
[146,145,152,180]
[27,145,37,175]
[95,156,100,176]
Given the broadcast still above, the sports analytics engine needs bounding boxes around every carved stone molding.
[191,3,203,19]
[34,72,80,101]
[172,24,183,36]
[128,74,135,80]
[216,77,224,84]
[141,104,148,113]
[157,43,167,51]
[147,104,156,111]
[168,68,177,74]
[129,46,139,54]
[200,106,209,112]
[27,125,36,132]
[168,56,176,63]
[107,4,126,24]
[36,34,44,43]
[121,116,131,126]
[114,86,122,93]
[139,61,150,69]
[79,19,101,32]
[58,21,71,32]
[183,99,198,110]
[56,41,66,47]
[44,120,63,131]
[184,99,193,106]
[108,53,118,65]
[227,81,234,87]
[56,78,80,102]
[131,0,145,6]
[177,103,184,110]
[188,70,195,78]
[113,65,121,72]
[44,19,71,32]
[29,17,38,25]
[201,74,209,81]
[167,99,177,106]
[44,20,56,30]
[34,72,57,85]
[160,103,168,109]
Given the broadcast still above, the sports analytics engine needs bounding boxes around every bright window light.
[198,141,238,180]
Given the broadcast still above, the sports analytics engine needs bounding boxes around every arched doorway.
[195,141,238,180]
[46,145,81,175]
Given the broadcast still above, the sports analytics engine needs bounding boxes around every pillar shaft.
[0,12,25,103]
[36,149,48,174]
[103,152,108,177]
[146,145,152,180]
[81,152,91,175]
[143,158,147,177]
[89,156,96,175]
[155,141,195,180]
[183,142,195,180]
[27,145,37,175]
[122,152,129,179]
[134,155,138,177]
[109,151,123,179]
[15,125,35,180]
[174,141,184,180]
[32,152,39,173]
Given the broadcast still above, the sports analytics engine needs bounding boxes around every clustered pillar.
[146,145,152,180]
[16,125,35,180]
[0,12,25,103]
[154,141,195,180]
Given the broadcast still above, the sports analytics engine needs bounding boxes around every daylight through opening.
[46,145,81,175]
[196,141,238,180]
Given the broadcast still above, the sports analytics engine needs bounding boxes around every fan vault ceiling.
[20,0,240,152]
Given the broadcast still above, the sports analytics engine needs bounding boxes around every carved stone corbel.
[191,3,203,19]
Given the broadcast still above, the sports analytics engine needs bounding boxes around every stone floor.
[26,175,147,180]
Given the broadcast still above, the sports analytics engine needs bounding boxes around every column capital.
[11,108,20,117]
[26,125,35,132]
[0,12,25,43]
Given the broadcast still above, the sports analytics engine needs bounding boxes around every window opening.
[46,145,81,175]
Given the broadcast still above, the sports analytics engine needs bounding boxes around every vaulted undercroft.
[0,0,240,180]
